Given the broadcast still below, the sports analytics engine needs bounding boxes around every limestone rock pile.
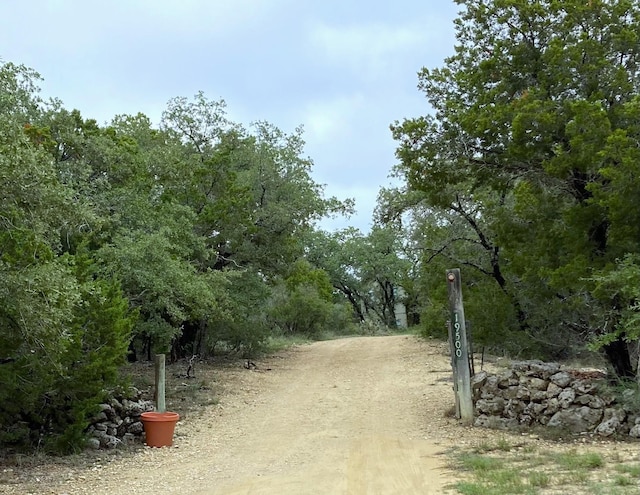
[472,360,640,437]
[85,387,155,449]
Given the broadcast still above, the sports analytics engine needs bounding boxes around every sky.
[0,0,459,232]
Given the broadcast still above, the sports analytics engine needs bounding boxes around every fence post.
[446,269,474,425]
[154,354,166,413]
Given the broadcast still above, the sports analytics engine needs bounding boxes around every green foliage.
[306,226,411,328]
[305,229,369,322]
[285,259,334,303]
[390,0,640,372]
[326,302,359,335]
[267,281,332,338]
[0,60,361,453]
[591,255,640,348]
[42,255,135,453]
[204,269,271,357]
[597,379,640,418]
[96,227,230,354]
[266,258,359,338]
[0,249,134,453]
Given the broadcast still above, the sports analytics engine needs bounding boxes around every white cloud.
[308,22,429,77]
[7,1,288,57]
[1,0,458,233]
[301,93,365,143]
[121,0,287,37]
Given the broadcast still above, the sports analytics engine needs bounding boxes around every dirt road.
[5,335,468,495]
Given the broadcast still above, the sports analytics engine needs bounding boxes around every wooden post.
[446,269,474,425]
[446,319,460,419]
[154,354,166,413]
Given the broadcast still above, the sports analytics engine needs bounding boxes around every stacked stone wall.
[85,387,155,449]
[472,360,640,438]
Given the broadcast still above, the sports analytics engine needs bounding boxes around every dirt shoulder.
[2,335,637,495]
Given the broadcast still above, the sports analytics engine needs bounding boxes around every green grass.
[528,471,550,488]
[495,437,513,452]
[613,474,636,487]
[261,333,313,353]
[473,437,512,454]
[455,452,534,494]
[553,450,604,470]
[459,453,504,472]
[449,440,640,495]
[615,464,640,477]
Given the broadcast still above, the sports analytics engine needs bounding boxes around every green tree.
[156,93,353,352]
[160,94,351,277]
[392,0,640,376]
[306,226,411,328]
[1,59,362,452]
[0,62,133,452]
[353,225,411,328]
[305,229,368,322]
[267,259,339,338]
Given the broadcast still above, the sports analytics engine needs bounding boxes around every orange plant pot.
[140,411,180,447]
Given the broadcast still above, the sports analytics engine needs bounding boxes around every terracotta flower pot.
[140,411,180,447]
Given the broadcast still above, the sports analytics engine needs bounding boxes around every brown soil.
[1,335,638,494]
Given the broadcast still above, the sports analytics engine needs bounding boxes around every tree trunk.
[603,338,634,379]
[195,320,206,356]
[338,284,365,322]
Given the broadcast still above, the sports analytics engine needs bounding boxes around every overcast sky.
[1,0,459,232]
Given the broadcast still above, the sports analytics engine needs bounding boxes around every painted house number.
[453,312,463,358]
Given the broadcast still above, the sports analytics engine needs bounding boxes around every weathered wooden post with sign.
[446,269,474,425]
